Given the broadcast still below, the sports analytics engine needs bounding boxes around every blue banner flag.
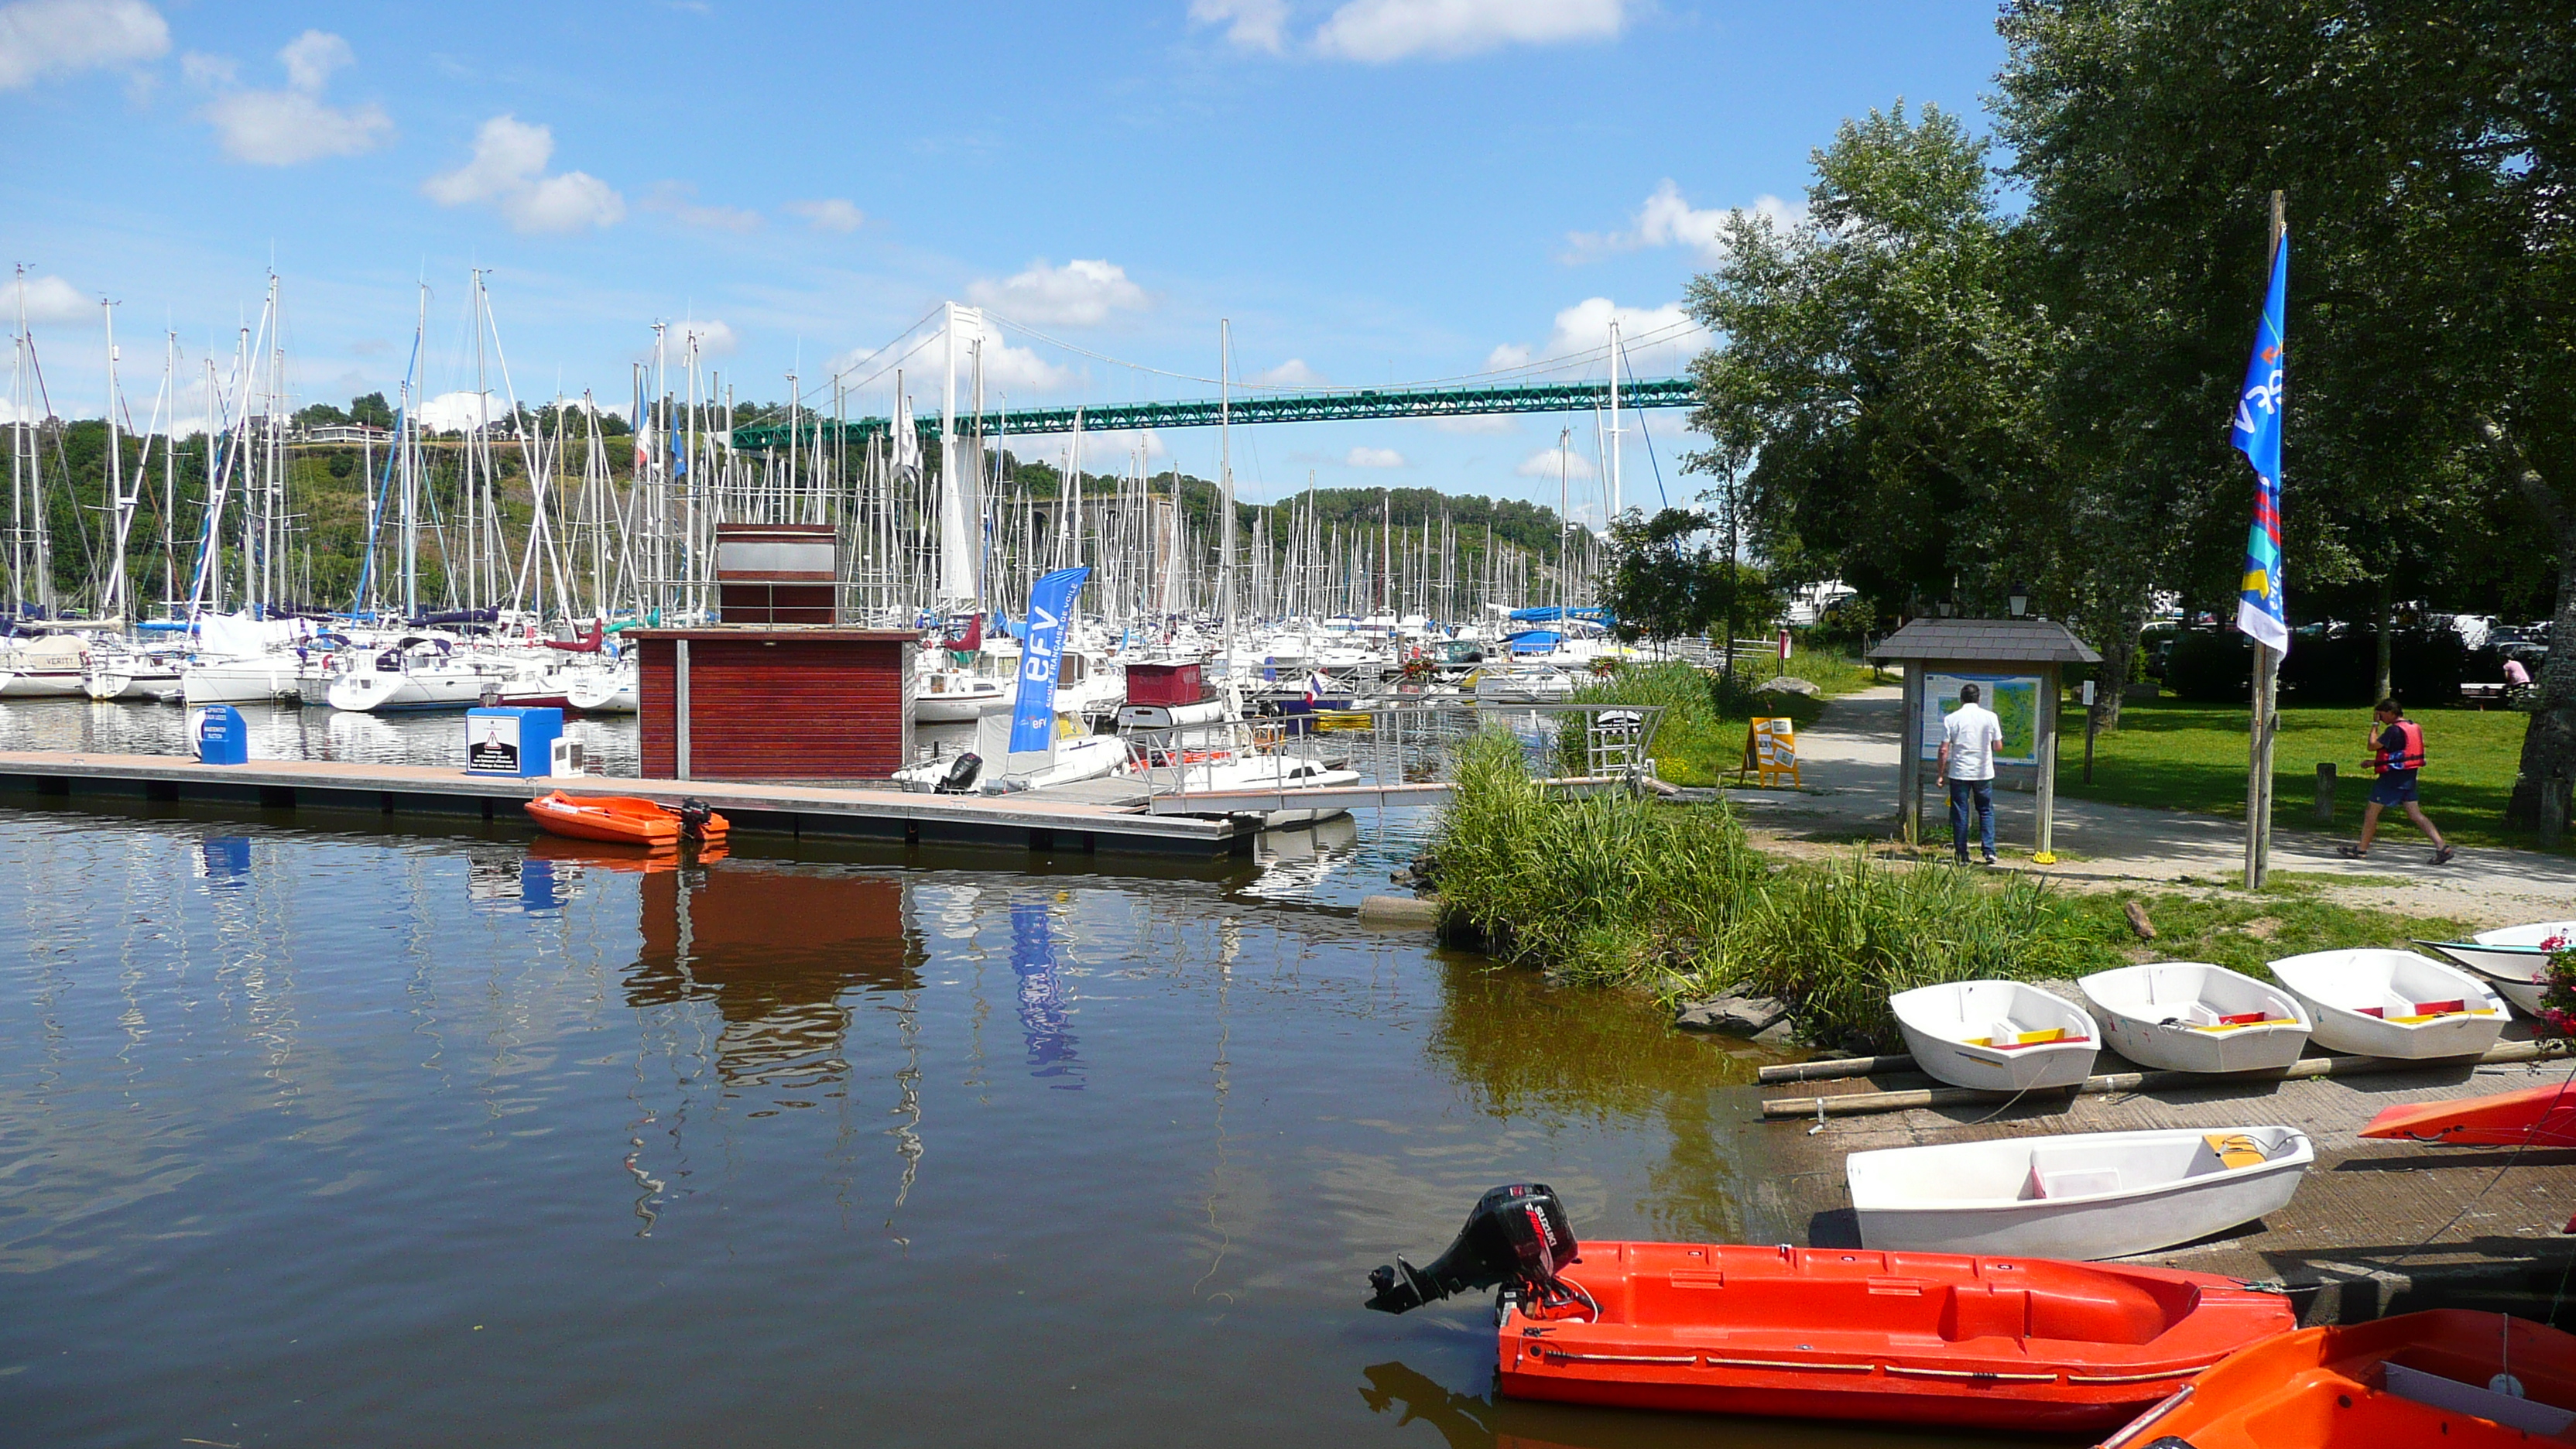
[1009,566,1090,754]
[2231,235,2290,655]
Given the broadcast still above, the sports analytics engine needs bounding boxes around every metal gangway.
[1137,702,1665,817]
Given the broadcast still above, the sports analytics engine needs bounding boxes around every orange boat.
[2362,1078,2576,1148]
[2099,1309,2576,1447]
[525,790,728,848]
[1363,1185,2292,1435]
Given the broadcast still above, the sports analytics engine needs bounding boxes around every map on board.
[1918,673,2043,766]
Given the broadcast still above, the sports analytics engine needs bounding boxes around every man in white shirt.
[1936,683,2006,865]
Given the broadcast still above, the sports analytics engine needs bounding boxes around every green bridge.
[724,375,1696,451]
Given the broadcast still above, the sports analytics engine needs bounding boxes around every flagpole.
[2245,189,2286,889]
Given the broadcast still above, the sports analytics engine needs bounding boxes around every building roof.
[1866,618,2102,665]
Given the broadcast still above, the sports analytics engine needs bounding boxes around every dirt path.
[1721,686,2576,927]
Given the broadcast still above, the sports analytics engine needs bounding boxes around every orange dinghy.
[1362,1184,2293,1436]
[2100,1309,2576,1447]
[525,791,728,848]
[2361,1078,2576,1148]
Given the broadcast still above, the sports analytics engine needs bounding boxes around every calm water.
[0,803,2006,1448]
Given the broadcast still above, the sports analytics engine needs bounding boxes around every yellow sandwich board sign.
[1737,716,1800,787]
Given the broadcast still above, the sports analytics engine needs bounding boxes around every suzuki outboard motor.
[1364,1183,1577,1314]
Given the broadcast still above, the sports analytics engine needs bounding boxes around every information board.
[1918,673,2043,766]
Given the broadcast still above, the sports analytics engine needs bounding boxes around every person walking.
[2341,697,2454,864]
[1937,683,2005,865]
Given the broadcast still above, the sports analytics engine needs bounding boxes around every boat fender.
[1365,1183,1578,1315]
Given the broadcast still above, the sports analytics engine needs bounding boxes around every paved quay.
[1739,1019,2576,1325]
[0,748,1255,858]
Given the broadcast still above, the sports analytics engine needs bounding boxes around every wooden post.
[2314,762,2336,823]
[2244,190,2287,891]
[2544,771,2568,848]
[2035,663,2059,861]
[1897,662,1922,845]
[674,637,692,780]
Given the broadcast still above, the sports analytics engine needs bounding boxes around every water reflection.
[1009,899,1084,1088]
[628,860,923,1093]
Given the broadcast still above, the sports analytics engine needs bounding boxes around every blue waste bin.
[190,706,248,765]
[465,707,564,778]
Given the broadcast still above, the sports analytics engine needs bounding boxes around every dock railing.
[1138,701,1665,817]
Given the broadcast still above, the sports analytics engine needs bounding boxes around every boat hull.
[1497,1242,2292,1434]
[2102,1309,2576,1448]
[2359,1080,2576,1147]
[1848,1126,2312,1259]
[1893,980,2100,1091]
[2269,949,2507,1058]
[525,792,727,848]
[2078,963,2312,1074]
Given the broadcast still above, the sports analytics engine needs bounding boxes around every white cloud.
[833,310,1070,395]
[418,391,503,433]
[1516,444,1597,481]
[1188,0,1286,53]
[641,181,762,233]
[195,30,391,166]
[966,259,1147,327]
[1343,446,1406,468]
[1313,0,1625,63]
[786,197,865,233]
[649,319,736,358]
[1487,296,1710,375]
[12,272,95,325]
[0,0,167,91]
[423,115,625,235]
[1563,179,1807,262]
[1252,358,1324,386]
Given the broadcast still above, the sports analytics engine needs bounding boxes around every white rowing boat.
[1848,1125,2312,1259]
[2076,962,2312,1074]
[1889,980,2099,1092]
[2415,921,2576,1016]
[2267,949,2507,1059]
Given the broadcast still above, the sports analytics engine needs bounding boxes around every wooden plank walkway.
[1745,1025,2576,1325]
[0,749,1252,858]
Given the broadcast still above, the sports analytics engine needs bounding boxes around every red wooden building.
[634,628,916,780]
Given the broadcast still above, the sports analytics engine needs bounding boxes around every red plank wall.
[636,630,916,779]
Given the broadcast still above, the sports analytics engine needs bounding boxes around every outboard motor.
[933,752,983,795]
[675,798,718,842]
[1364,1182,1578,1314]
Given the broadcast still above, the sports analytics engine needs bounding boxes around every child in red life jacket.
[2340,697,2454,865]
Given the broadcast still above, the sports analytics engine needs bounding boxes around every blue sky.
[5,0,2005,513]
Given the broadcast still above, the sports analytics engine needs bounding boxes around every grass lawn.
[2055,696,2560,853]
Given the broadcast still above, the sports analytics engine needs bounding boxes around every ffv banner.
[1010,567,1091,754]
[2231,233,2290,655]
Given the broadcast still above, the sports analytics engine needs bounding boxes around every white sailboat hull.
[2268,948,2507,1058]
[183,655,316,704]
[1848,1125,2313,1259]
[1890,979,2100,1091]
[2077,962,2313,1074]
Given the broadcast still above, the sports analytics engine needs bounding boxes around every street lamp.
[2007,581,2030,618]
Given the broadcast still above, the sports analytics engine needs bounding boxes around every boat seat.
[2382,1362,2576,1436]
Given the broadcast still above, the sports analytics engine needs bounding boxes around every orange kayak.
[525,791,728,848]
[1498,1242,2293,1434]
[2100,1309,2576,1447]
[2362,1078,2576,1148]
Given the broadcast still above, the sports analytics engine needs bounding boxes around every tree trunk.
[2482,417,2575,832]
[2087,594,2150,733]
[2373,577,2394,704]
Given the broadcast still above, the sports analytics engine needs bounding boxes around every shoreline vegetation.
[1430,659,2482,1052]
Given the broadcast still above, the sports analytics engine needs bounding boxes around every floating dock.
[1744,1027,2576,1327]
[0,749,1258,857]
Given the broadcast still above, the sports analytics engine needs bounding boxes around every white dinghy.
[1889,980,2099,1092]
[2415,922,2576,1016]
[2267,949,2507,1058]
[2077,962,2313,1074]
[1848,1125,2312,1259]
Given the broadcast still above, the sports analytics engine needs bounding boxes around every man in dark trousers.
[2341,698,2454,864]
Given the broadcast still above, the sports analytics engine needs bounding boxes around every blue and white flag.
[2231,235,2290,655]
[1009,566,1090,754]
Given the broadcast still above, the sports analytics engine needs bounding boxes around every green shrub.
[1432,728,1758,983]
[1721,851,2114,1050]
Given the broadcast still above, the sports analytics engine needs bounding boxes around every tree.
[1685,102,2055,629]
[348,392,394,428]
[292,401,349,429]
